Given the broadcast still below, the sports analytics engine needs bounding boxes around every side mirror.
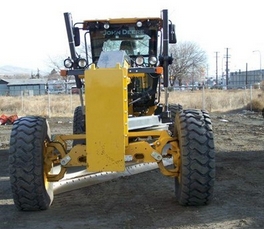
[169,24,177,44]
[73,27,80,46]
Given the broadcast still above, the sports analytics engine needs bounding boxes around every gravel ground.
[0,110,264,229]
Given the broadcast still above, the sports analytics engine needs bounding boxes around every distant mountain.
[0,65,49,77]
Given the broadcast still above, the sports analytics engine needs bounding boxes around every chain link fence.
[0,87,263,118]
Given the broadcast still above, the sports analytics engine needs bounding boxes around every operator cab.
[62,14,176,116]
[81,18,163,68]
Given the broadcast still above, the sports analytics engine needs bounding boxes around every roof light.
[95,21,100,29]
[147,19,152,27]
[104,23,110,29]
[136,21,142,27]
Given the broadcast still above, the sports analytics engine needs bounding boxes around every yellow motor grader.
[8,9,215,210]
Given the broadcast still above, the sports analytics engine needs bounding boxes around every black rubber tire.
[72,106,86,146]
[169,103,183,136]
[8,116,53,211]
[174,109,215,206]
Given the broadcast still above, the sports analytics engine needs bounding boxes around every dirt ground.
[0,109,264,229]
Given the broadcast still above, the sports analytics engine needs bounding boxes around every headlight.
[78,58,87,68]
[64,58,73,68]
[148,56,157,66]
[135,56,144,66]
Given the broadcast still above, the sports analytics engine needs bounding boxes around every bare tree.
[169,41,207,86]
[47,42,92,72]
[47,55,63,72]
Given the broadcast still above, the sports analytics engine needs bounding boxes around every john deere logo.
[103,29,144,36]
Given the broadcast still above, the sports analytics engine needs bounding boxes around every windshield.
[89,26,157,62]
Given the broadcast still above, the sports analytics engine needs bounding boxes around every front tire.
[174,109,215,206]
[8,116,53,210]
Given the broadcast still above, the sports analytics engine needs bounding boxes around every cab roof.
[82,17,163,30]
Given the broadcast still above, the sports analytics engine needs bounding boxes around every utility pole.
[246,63,248,87]
[225,48,230,87]
[215,52,219,85]
[253,50,262,80]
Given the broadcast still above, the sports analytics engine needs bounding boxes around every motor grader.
[8,9,215,210]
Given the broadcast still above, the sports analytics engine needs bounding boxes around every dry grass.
[0,89,263,117]
[0,94,81,118]
[167,89,264,113]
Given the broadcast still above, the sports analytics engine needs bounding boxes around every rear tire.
[169,103,183,135]
[174,109,215,206]
[8,116,53,211]
[72,106,86,146]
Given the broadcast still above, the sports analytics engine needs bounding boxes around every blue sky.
[1,0,263,77]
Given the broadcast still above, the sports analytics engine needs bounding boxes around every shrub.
[260,81,264,91]
[247,99,264,112]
